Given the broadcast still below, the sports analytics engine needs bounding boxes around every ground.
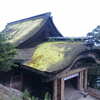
[78,95,98,100]
[64,87,98,100]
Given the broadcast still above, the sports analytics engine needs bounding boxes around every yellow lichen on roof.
[7,18,44,43]
[25,41,79,71]
[26,42,66,71]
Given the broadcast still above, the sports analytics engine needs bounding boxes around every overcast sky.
[0,0,100,37]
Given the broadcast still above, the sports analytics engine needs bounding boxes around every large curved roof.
[23,41,90,72]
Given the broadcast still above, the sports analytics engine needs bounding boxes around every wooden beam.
[60,68,86,79]
[84,69,88,90]
[45,68,87,82]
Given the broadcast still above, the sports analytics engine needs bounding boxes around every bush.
[23,90,51,100]
[0,33,17,71]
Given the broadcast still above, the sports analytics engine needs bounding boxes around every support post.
[79,71,84,91]
[53,79,57,100]
[53,78,65,100]
[84,69,88,91]
[60,78,64,100]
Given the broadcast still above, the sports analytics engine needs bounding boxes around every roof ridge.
[7,12,51,26]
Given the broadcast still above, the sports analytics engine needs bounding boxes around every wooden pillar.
[60,78,65,100]
[79,71,84,91]
[84,69,88,90]
[53,78,65,100]
[53,79,57,100]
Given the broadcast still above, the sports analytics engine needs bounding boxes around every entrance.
[64,73,79,89]
[64,73,80,100]
[53,68,88,100]
[64,77,78,89]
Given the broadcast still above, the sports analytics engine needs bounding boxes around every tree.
[0,33,16,71]
[92,25,100,40]
[86,25,100,46]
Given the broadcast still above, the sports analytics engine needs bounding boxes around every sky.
[0,0,100,37]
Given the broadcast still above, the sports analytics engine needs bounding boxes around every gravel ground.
[78,95,98,100]
[64,87,98,100]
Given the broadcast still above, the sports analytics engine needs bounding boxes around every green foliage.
[44,92,51,100]
[0,33,17,71]
[11,89,51,100]
[92,25,100,40]
[23,90,51,100]
[31,96,36,100]
[31,97,38,100]
[87,25,100,41]
[23,90,39,100]
[23,90,31,100]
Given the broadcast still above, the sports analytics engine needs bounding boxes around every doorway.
[64,73,81,100]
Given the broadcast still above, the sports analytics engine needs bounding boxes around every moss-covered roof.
[3,14,49,47]
[3,13,62,48]
[6,18,44,44]
[24,41,88,72]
